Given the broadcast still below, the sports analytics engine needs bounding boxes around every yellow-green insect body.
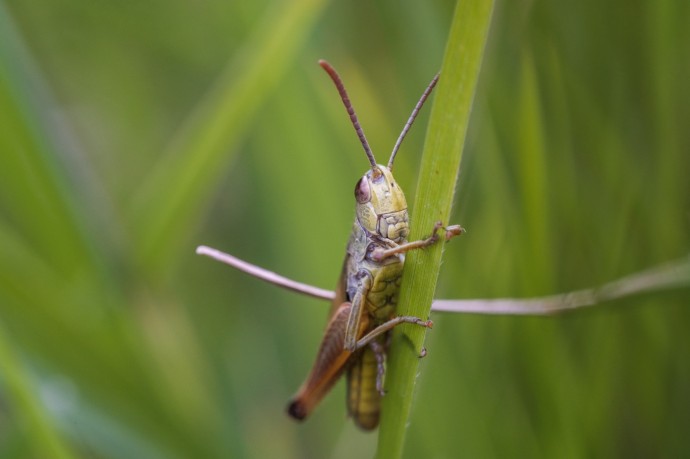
[196,60,464,431]
[342,165,409,428]
[194,60,686,428]
[286,62,462,430]
[346,165,409,328]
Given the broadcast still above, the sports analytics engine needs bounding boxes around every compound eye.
[355,177,371,203]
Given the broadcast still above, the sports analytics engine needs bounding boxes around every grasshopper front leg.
[371,221,465,262]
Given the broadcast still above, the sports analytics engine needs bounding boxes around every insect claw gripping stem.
[444,224,466,241]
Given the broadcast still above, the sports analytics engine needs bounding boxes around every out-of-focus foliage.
[0,0,688,458]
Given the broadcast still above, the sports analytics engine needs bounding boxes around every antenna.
[387,73,439,170]
[319,60,379,174]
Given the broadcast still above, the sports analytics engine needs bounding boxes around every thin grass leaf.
[0,8,98,275]
[376,0,495,457]
[515,51,553,288]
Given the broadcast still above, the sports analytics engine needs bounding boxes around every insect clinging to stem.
[197,60,690,431]
[198,59,463,430]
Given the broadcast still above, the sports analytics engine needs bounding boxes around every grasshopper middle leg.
[354,315,433,351]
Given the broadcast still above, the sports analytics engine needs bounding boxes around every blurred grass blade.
[432,255,690,314]
[0,323,76,459]
[131,0,328,274]
[515,51,552,288]
[376,0,495,457]
[0,7,99,276]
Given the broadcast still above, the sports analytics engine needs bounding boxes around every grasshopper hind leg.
[369,339,387,395]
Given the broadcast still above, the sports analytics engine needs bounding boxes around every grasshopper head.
[318,60,437,244]
[355,166,409,242]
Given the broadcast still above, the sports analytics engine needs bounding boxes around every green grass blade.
[0,323,76,459]
[376,0,495,457]
[130,0,328,274]
[0,8,98,276]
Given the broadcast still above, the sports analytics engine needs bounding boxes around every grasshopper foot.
[444,224,465,241]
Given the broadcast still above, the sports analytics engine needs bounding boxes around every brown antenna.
[387,73,439,170]
[319,60,379,174]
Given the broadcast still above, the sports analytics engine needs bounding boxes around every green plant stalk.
[0,323,76,459]
[376,0,494,457]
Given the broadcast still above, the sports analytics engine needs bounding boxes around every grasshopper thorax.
[355,165,409,242]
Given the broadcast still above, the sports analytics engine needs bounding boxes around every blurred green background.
[1,0,689,458]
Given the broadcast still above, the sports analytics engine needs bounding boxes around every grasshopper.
[199,60,462,430]
[196,60,690,430]
[280,61,463,430]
